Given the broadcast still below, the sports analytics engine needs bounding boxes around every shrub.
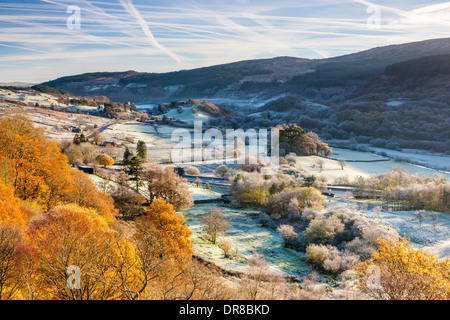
[266,187,325,217]
[285,153,298,166]
[186,166,201,176]
[220,239,233,257]
[322,250,360,274]
[64,144,83,165]
[306,244,330,266]
[231,171,270,205]
[277,224,298,247]
[301,208,321,221]
[293,272,328,300]
[287,198,300,219]
[305,215,345,244]
[345,223,398,260]
[215,164,233,178]
[306,244,360,275]
[194,178,202,187]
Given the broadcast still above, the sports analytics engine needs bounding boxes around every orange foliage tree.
[0,115,117,220]
[0,181,28,229]
[0,181,29,300]
[27,204,138,300]
[132,199,193,299]
[65,170,117,224]
[0,224,25,300]
[0,115,210,300]
[357,237,450,300]
[95,153,114,167]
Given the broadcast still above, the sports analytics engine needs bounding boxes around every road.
[86,120,121,139]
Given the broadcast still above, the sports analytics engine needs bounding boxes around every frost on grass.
[181,204,312,278]
[362,209,450,258]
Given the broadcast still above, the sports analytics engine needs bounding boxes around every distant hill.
[287,38,450,89]
[384,53,450,78]
[0,82,36,88]
[328,37,450,63]
[40,37,450,103]
[358,53,450,94]
[40,57,310,102]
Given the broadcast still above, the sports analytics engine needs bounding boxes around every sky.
[0,0,449,83]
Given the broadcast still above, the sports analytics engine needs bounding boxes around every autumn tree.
[200,208,232,244]
[132,199,193,299]
[0,225,25,300]
[64,144,83,166]
[95,153,114,168]
[0,181,28,229]
[357,237,450,300]
[145,166,193,210]
[0,181,31,300]
[66,170,117,224]
[0,115,117,220]
[0,116,74,208]
[27,204,137,300]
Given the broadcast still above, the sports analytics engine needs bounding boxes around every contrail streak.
[119,0,181,63]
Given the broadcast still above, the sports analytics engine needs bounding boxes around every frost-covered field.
[346,159,450,180]
[369,147,450,172]
[104,122,185,163]
[102,121,450,180]
[163,106,211,124]
[188,185,223,201]
[181,202,312,279]
[330,196,450,260]
[329,148,450,180]
[331,147,388,161]
[0,88,64,107]
[294,154,371,183]
[362,209,450,259]
[22,107,110,142]
[60,105,99,113]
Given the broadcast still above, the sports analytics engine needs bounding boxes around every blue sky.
[1,0,449,83]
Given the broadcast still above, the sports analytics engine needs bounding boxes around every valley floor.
[10,106,450,283]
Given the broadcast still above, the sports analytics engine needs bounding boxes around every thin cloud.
[0,43,46,53]
[118,0,181,63]
[0,0,449,82]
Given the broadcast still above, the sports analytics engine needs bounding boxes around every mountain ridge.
[39,37,450,102]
